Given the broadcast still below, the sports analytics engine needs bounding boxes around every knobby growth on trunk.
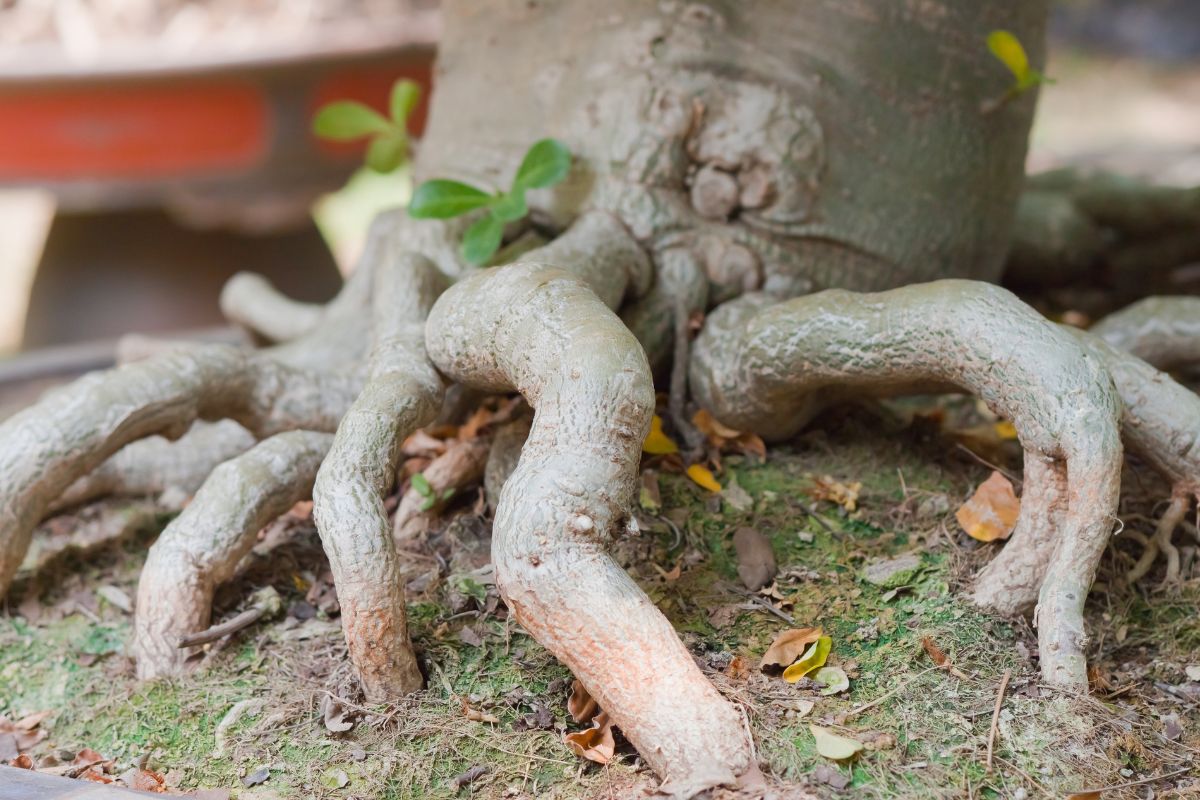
[2,1,1200,796]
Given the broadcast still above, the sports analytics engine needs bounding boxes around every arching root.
[133,431,332,679]
[220,272,327,343]
[52,421,256,512]
[427,213,757,798]
[690,280,1123,687]
[0,344,358,597]
[1090,296,1200,371]
[312,251,449,700]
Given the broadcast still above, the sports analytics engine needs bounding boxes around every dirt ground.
[1,393,1197,799]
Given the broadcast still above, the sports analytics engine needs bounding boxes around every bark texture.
[312,245,449,700]
[133,431,331,678]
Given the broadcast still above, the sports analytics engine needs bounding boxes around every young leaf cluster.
[408,138,572,265]
[312,79,420,173]
[411,472,454,512]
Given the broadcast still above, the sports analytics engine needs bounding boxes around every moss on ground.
[1,406,1196,798]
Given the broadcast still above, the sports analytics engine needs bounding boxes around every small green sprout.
[407,138,572,265]
[410,472,455,512]
[312,78,420,173]
[986,30,1048,93]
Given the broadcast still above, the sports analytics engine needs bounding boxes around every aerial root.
[690,280,1123,687]
[132,430,332,679]
[312,250,449,700]
[0,342,358,598]
[428,215,758,798]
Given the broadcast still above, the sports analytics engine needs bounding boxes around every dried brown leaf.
[567,679,599,724]
[760,627,823,670]
[564,711,615,765]
[955,471,1019,542]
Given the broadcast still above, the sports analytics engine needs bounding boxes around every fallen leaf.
[733,527,777,591]
[564,711,615,765]
[96,585,132,614]
[319,767,350,789]
[11,753,33,769]
[760,627,823,670]
[567,679,598,723]
[783,636,832,682]
[725,656,751,682]
[686,464,722,493]
[0,711,50,753]
[692,410,767,459]
[956,471,1019,542]
[793,698,815,718]
[642,415,679,455]
[121,769,166,792]
[322,696,355,733]
[461,698,499,724]
[810,725,863,760]
[652,561,682,582]
[814,665,850,696]
[693,409,741,440]
[921,636,968,679]
[809,476,861,512]
[1065,793,1102,800]
[1185,665,1200,682]
[993,420,1018,440]
[723,477,754,513]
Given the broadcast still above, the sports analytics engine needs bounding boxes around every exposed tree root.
[0,344,359,597]
[220,273,327,344]
[1090,297,1200,371]
[690,281,1123,687]
[133,431,330,678]
[427,216,758,796]
[312,249,449,700]
[52,421,256,512]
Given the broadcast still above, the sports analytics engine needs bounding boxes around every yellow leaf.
[993,420,1018,440]
[686,464,722,493]
[987,30,1029,83]
[955,471,1020,542]
[783,635,831,682]
[810,724,863,760]
[642,415,678,455]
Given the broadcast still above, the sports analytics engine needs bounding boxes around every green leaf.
[441,488,456,502]
[389,79,420,127]
[461,215,505,265]
[365,133,408,173]
[409,179,493,219]
[411,473,433,497]
[782,635,832,682]
[490,187,528,223]
[312,101,392,141]
[814,665,850,696]
[987,30,1030,84]
[513,138,572,190]
[420,496,436,512]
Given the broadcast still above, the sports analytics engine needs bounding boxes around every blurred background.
[0,0,1197,359]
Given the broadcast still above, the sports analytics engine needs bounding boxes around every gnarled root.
[0,344,358,597]
[690,280,1123,687]
[1090,296,1200,371]
[133,431,332,679]
[312,251,449,700]
[427,216,757,798]
[52,421,256,512]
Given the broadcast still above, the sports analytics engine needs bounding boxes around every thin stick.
[955,444,1022,487]
[985,669,1011,773]
[1069,767,1191,794]
[843,666,939,720]
[178,607,263,648]
[728,585,796,626]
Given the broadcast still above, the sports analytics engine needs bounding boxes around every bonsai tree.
[1,2,1198,796]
